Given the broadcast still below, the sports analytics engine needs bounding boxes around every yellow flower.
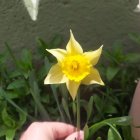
[44,30,104,100]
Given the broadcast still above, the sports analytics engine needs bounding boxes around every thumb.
[47,122,75,139]
[65,131,84,140]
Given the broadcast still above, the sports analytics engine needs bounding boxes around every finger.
[20,122,50,140]
[20,122,76,140]
[45,122,75,139]
[65,131,84,140]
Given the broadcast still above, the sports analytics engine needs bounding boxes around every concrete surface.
[0,0,140,54]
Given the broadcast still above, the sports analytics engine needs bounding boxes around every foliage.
[0,34,139,140]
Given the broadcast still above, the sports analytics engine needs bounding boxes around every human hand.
[20,122,84,140]
[129,81,140,140]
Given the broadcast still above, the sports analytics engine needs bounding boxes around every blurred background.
[0,0,140,53]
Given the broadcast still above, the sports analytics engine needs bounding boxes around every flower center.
[61,55,91,82]
[71,60,79,71]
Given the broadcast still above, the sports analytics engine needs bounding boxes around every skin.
[20,122,84,140]
[129,81,140,140]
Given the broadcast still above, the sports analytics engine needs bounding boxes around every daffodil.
[44,30,104,100]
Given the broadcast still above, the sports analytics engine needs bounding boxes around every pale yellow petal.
[66,80,80,100]
[66,30,83,54]
[82,68,104,85]
[44,63,67,84]
[84,45,103,65]
[46,49,67,62]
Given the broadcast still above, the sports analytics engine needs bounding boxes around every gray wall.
[0,0,140,54]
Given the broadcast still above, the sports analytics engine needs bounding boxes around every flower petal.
[44,63,67,84]
[82,68,104,85]
[46,49,67,62]
[66,30,83,54]
[84,45,103,65]
[66,80,80,100]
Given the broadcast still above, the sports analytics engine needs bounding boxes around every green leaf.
[37,56,52,82]
[87,96,94,121]
[37,65,48,81]
[80,100,88,113]
[107,125,122,140]
[0,123,17,140]
[17,112,27,128]
[37,38,49,57]
[103,50,120,65]
[2,108,16,128]
[50,35,63,48]
[84,124,89,140]
[106,67,120,81]
[5,91,21,99]
[62,98,71,122]
[18,49,32,70]
[129,33,140,45]
[5,42,18,67]
[0,125,7,137]
[93,95,103,117]
[125,53,140,63]
[44,56,52,73]
[121,126,133,140]
[121,126,132,140]
[8,70,21,78]
[51,85,65,122]
[0,50,8,64]
[5,129,16,140]
[7,79,26,90]
[29,70,50,120]
[88,116,131,139]
[0,87,33,120]
[108,128,116,140]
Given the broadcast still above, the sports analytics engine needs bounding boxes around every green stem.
[76,92,80,140]
[51,85,65,122]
